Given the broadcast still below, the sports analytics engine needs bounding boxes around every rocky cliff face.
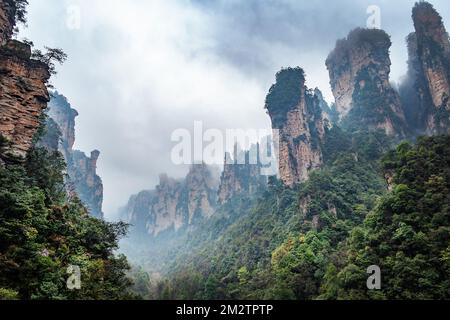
[0,0,50,160]
[398,33,431,135]
[400,2,450,135]
[218,145,267,204]
[69,150,103,219]
[39,92,104,219]
[265,67,328,187]
[122,164,219,237]
[184,163,218,223]
[0,39,50,158]
[46,93,78,157]
[326,28,407,136]
[122,190,155,236]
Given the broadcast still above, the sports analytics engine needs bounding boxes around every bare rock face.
[398,33,431,135]
[265,67,328,187]
[121,190,155,236]
[122,164,219,238]
[147,174,185,236]
[46,93,78,156]
[400,2,450,135]
[39,92,104,219]
[326,28,407,136]
[69,150,104,218]
[0,40,50,158]
[218,145,267,204]
[0,1,50,159]
[184,163,217,223]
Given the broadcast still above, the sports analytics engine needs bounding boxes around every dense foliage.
[0,132,136,300]
[131,133,450,300]
[265,67,305,128]
[134,130,404,300]
[322,135,450,299]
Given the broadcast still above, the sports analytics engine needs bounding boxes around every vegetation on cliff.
[138,133,450,300]
[265,67,305,129]
[0,126,135,300]
[135,129,393,299]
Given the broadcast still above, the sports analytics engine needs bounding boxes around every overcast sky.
[19,0,450,219]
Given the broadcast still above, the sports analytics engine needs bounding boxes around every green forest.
[0,125,136,300]
[130,132,450,300]
[1,0,449,302]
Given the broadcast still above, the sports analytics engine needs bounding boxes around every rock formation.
[184,163,218,224]
[69,149,103,219]
[39,92,104,219]
[400,2,450,135]
[122,190,155,236]
[326,28,407,136]
[0,0,50,160]
[0,40,50,158]
[265,67,328,187]
[122,164,219,237]
[46,93,78,158]
[218,144,267,204]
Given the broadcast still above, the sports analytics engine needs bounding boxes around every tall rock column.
[406,2,450,134]
[39,92,105,219]
[326,28,407,136]
[0,0,50,159]
[265,67,327,187]
[218,144,267,204]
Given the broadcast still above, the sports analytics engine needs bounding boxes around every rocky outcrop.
[46,93,78,157]
[69,150,103,218]
[400,2,450,135]
[265,67,328,187]
[218,144,267,204]
[0,40,50,158]
[0,1,49,159]
[122,164,219,237]
[39,92,104,219]
[184,163,217,223]
[398,33,431,135]
[326,28,407,136]
[122,190,155,235]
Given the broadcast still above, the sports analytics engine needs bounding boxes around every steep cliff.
[46,92,78,157]
[218,145,267,204]
[69,150,103,218]
[184,163,218,224]
[0,0,50,160]
[39,92,104,219]
[265,67,328,187]
[398,33,431,135]
[400,2,450,135]
[0,40,50,158]
[122,164,219,238]
[326,28,407,136]
[122,190,155,236]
